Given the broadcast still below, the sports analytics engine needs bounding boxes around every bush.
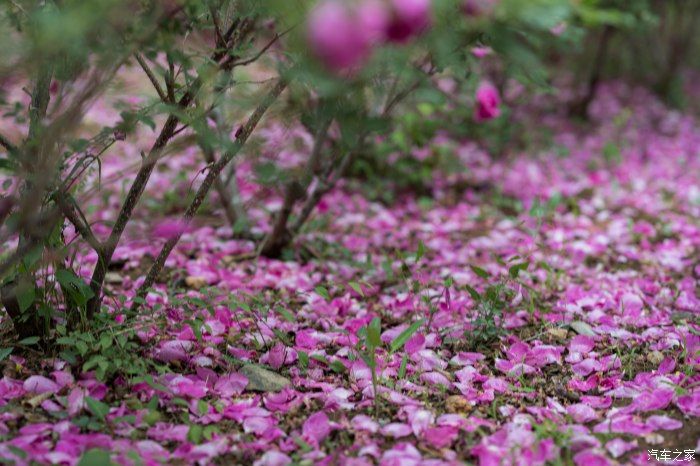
[0,0,695,348]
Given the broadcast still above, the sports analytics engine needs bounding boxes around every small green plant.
[464,260,534,346]
[55,311,162,382]
[357,317,382,418]
[356,311,424,418]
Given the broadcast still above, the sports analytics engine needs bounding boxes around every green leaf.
[85,396,110,421]
[99,334,113,350]
[367,317,381,348]
[77,449,114,466]
[415,240,426,262]
[171,397,189,408]
[464,285,481,302]
[197,400,209,416]
[21,246,42,270]
[330,360,346,373]
[508,262,529,279]
[0,347,13,361]
[311,354,330,365]
[470,265,490,279]
[143,410,161,426]
[187,424,203,444]
[16,285,35,313]
[382,258,394,280]
[390,319,425,354]
[275,307,295,322]
[537,260,553,273]
[347,282,364,297]
[602,141,621,164]
[298,351,309,370]
[7,445,27,460]
[0,157,17,172]
[315,286,330,301]
[360,351,375,369]
[55,269,94,307]
[186,319,203,343]
[203,425,219,441]
[293,435,313,453]
[18,336,40,346]
[398,353,408,379]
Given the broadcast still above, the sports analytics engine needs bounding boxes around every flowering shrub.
[0,1,698,464]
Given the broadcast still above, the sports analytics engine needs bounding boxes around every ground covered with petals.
[1,83,699,465]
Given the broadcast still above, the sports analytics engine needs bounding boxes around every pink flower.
[357,0,390,44]
[261,343,288,370]
[385,0,431,43]
[243,416,276,436]
[620,292,644,316]
[569,335,596,354]
[295,330,318,349]
[152,218,189,240]
[573,449,611,466]
[462,0,497,17]
[420,371,451,387]
[605,438,637,458]
[381,422,412,438]
[474,81,501,121]
[567,403,598,423]
[550,22,567,36]
[24,376,59,395]
[572,358,602,377]
[254,451,292,466]
[67,388,86,416]
[423,426,458,448]
[471,46,493,58]
[405,333,426,354]
[155,339,193,363]
[351,414,379,433]
[264,388,300,413]
[307,1,372,73]
[213,373,248,397]
[302,411,332,445]
[170,376,207,398]
[676,391,700,416]
[646,415,682,431]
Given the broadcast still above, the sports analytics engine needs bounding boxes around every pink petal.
[423,426,458,448]
[23,376,59,395]
[302,412,332,445]
[213,373,248,397]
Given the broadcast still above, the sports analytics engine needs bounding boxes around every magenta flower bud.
[357,0,390,44]
[550,22,567,36]
[307,1,372,73]
[474,81,501,122]
[462,0,497,17]
[385,0,431,43]
[471,45,492,58]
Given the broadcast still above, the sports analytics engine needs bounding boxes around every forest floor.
[0,80,699,465]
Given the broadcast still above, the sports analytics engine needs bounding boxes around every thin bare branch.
[55,193,103,254]
[291,148,355,235]
[133,79,287,309]
[210,5,225,49]
[201,143,242,230]
[307,118,332,176]
[223,27,292,68]
[134,53,169,102]
[166,56,176,102]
